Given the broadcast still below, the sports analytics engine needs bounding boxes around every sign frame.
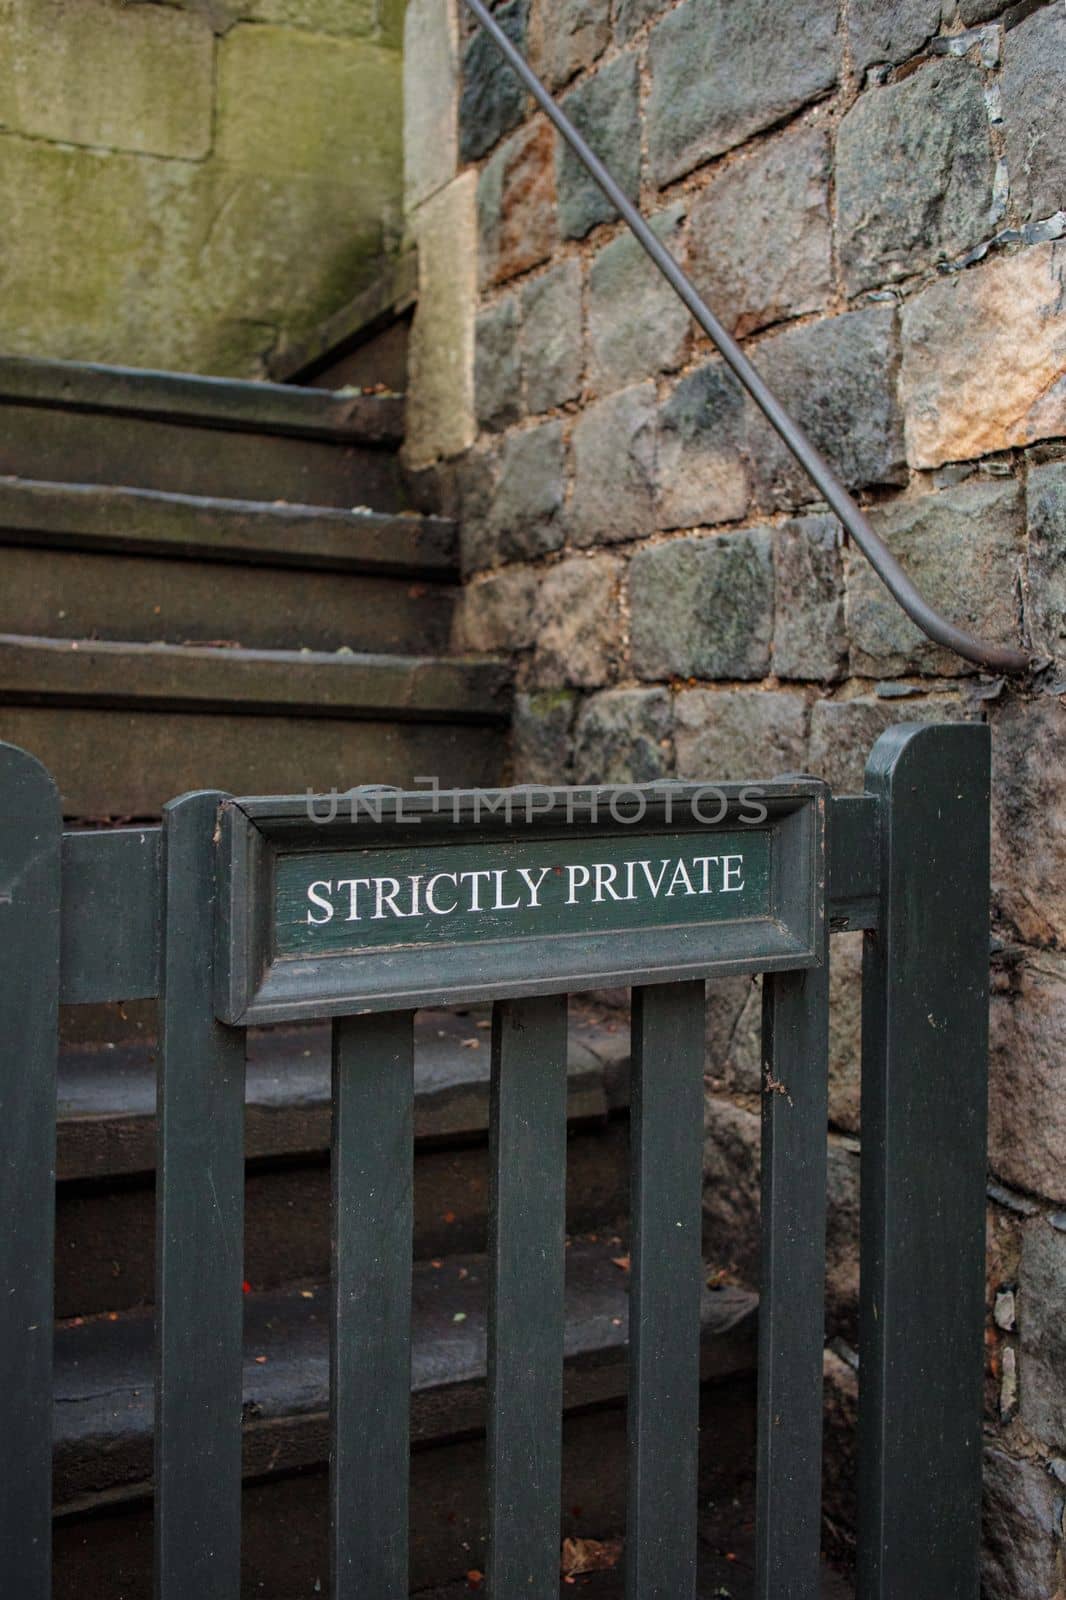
[215,781,825,1026]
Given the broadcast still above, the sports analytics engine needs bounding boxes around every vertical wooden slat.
[626,981,706,1600]
[156,790,246,1600]
[755,949,830,1600]
[487,993,568,1598]
[0,743,62,1599]
[330,1010,414,1599]
[858,723,990,1599]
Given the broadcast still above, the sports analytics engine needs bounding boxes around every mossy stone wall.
[0,0,404,376]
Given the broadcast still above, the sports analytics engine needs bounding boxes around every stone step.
[54,1378,764,1599]
[57,1003,629,1183]
[55,1005,631,1317]
[52,1241,758,1515]
[0,355,406,510]
[0,478,458,653]
[0,636,510,817]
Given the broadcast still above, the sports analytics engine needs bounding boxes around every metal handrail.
[464,0,1031,676]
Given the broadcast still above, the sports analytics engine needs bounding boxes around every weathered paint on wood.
[0,742,62,1599]
[858,722,990,1600]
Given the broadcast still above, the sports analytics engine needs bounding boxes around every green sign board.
[275,831,770,957]
[216,784,823,1025]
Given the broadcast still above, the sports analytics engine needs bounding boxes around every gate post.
[858,722,990,1598]
[0,744,62,1599]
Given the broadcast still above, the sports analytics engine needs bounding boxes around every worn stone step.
[57,1003,629,1183]
[0,355,405,509]
[54,1379,767,1599]
[56,1006,631,1317]
[0,478,459,650]
[52,1241,758,1515]
[0,636,510,816]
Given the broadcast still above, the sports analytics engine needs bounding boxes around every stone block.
[520,260,583,413]
[646,0,839,187]
[688,124,831,340]
[455,450,498,573]
[983,1445,1063,1600]
[702,1097,860,1336]
[407,172,478,467]
[808,692,972,794]
[822,1348,859,1568]
[459,0,528,163]
[630,530,774,681]
[1020,1219,1066,1444]
[533,555,624,688]
[846,479,1024,677]
[773,513,846,681]
[613,0,669,40]
[900,242,1066,469]
[705,974,762,1094]
[657,361,750,531]
[847,0,941,73]
[475,296,521,431]
[588,204,689,392]
[404,0,459,211]
[451,566,540,653]
[217,26,402,200]
[837,59,996,293]
[1028,460,1066,664]
[512,689,578,783]
[674,688,807,782]
[488,420,566,559]
[239,0,376,31]
[990,948,1066,1208]
[1002,4,1066,223]
[557,54,641,239]
[1,0,214,160]
[748,307,907,509]
[478,120,557,288]
[990,691,1066,948]
[829,932,863,1135]
[572,688,673,784]
[569,384,658,546]
[528,0,609,89]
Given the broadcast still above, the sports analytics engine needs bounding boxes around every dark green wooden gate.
[0,721,990,1598]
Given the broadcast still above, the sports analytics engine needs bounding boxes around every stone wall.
[405,0,1066,1587]
[0,0,404,376]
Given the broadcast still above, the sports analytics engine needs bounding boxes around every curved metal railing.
[464,0,1031,676]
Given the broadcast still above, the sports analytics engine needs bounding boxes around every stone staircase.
[0,344,768,1595]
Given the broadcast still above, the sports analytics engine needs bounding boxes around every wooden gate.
[0,720,990,1598]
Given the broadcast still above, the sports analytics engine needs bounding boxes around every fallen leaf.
[560,1536,622,1576]
[466,1570,483,1588]
[611,1255,631,1272]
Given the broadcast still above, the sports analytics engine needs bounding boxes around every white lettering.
[518,865,551,908]
[306,880,334,925]
[566,864,591,904]
[425,873,459,915]
[458,868,492,911]
[692,856,720,894]
[639,859,671,898]
[492,869,522,911]
[335,877,370,921]
[721,854,745,892]
[593,862,622,902]
[373,877,409,919]
[666,859,696,896]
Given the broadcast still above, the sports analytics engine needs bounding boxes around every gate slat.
[755,955,830,1600]
[626,981,706,1600]
[0,744,62,1599]
[487,994,569,1598]
[156,790,246,1600]
[330,1010,414,1600]
[858,723,990,1599]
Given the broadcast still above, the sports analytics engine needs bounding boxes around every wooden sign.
[216,783,824,1024]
